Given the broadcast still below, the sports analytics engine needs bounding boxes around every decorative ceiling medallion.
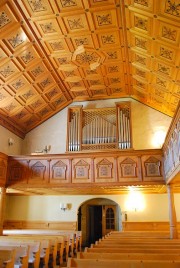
[101,34,115,44]
[162,25,177,41]
[38,106,51,117]
[156,77,167,88]
[0,11,11,28]
[11,79,24,90]
[39,22,56,34]
[30,66,44,77]
[134,0,149,7]
[135,54,147,65]
[14,109,29,120]
[20,51,35,64]
[135,36,147,50]
[164,0,180,17]
[134,15,148,31]
[52,95,66,107]
[27,0,47,12]
[8,32,26,48]
[45,87,62,100]
[159,46,173,61]
[0,62,19,79]
[64,14,89,32]
[60,0,77,7]
[157,63,171,75]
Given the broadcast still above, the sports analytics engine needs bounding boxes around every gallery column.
[0,187,6,235]
[167,184,178,239]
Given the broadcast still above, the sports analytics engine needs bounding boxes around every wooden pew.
[1,236,49,268]
[85,247,180,254]
[108,231,170,238]
[67,258,180,268]
[4,233,68,264]
[8,234,65,265]
[77,252,180,261]
[0,249,15,268]
[3,229,82,253]
[0,246,29,268]
[0,238,41,268]
[4,229,79,262]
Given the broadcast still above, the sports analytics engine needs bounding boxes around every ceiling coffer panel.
[0,0,179,137]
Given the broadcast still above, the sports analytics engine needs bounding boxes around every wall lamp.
[8,138,14,146]
[60,203,71,211]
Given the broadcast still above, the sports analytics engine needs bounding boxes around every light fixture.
[8,138,14,146]
[125,187,145,212]
[44,145,51,153]
[152,130,166,148]
[90,61,100,70]
[72,45,85,60]
[60,203,71,211]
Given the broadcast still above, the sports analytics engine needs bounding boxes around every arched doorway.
[77,198,122,247]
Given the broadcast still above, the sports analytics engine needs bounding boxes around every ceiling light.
[90,62,100,70]
[72,45,85,60]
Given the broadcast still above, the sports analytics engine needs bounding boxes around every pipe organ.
[67,102,132,152]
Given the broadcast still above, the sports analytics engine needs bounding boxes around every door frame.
[77,197,122,247]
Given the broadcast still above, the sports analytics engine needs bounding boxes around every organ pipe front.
[66,102,132,152]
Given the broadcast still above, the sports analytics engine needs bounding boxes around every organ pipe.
[67,103,132,151]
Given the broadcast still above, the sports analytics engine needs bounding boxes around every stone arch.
[77,197,122,247]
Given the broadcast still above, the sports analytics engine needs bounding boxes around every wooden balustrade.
[6,149,164,188]
[163,102,180,183]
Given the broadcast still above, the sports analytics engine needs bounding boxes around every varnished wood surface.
[0,0,179,137]
[5,149,166,195]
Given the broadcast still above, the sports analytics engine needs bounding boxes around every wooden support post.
[167,184,178,239]
[0,187,6,235]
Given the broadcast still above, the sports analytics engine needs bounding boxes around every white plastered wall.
[5,193,180,222]
[0,125,23,155]
[21,98,172,154]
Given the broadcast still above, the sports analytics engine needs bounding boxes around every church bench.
[108,231,170,238]
[0,249,15,268]
[94,243,180,249]
[0,238,41,268]
[85,247,180,254]
[92,242,180,250]
[0,246,29,268]
[3,234,59,267]
[67,258,180,268]
[4,229,79,259]
[4,229,82,253]
[5,232,71,264]
[77,252,180,261]
[99,239,180,246]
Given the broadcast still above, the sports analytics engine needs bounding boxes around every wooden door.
[102,205,117,236]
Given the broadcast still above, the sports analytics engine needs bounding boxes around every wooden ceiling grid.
[0,0,179,138]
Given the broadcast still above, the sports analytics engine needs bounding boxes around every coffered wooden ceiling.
[0,0,179,138]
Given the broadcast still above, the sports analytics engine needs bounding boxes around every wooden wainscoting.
[122,222,180,232]
[3,220,77,230]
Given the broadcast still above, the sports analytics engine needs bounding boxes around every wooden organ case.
[67,102,132,152]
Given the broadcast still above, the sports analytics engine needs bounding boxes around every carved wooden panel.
[0,153,8,185]
[50,159,69,183]
[72,158,91,183]
[0,0,179,137]
[28,160,49,183]
[8,160,28,184]
[95,157,115,182]
[163,103,180,181]
[141,155,164,181]
[118,156,141,182]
